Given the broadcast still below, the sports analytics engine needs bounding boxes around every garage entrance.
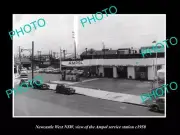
[135,66,148,80]
[104,67,113,78]
[117,66,128,78]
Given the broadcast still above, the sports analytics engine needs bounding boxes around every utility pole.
[37,51,39,59]
[152,59,155,89]
[19,46,21,70]
[85,48,88,56]
[39,51,41,62]
[32,41,34,82]
[57,52,59,58]
[155,46,158,87]
[72,31,76,60]
[53,52,56,58]
[60,47,62,72]
[37,51,40,60]
[152,40,158,87]
[63,50,66,59]
[49,50,51,61]
[102,41,105,58]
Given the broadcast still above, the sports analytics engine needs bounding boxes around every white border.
[13,14,166,118]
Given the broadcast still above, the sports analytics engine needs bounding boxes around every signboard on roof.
[69,61,83,65]
[62,61,84,67]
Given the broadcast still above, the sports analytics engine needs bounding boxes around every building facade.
[61,47,165,81]
[62,58,165,80]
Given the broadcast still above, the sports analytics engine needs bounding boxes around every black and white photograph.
[13,14,166,117]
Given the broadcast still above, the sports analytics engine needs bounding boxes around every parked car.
[19,79,30,87]
[45,68,53,73]
[55,84,75,95]
[20,73,28,79]
[19,73,30,87]
[145,97,165,112]
[150,85,165,96]
[21,69,27,74]
[39,69,44,73]
[19,73,28,83]
[32,80,50,90]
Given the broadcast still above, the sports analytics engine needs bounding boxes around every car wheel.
[152,105,159,112]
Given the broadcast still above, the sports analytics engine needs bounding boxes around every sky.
[78,14,166,51]
[13,14,74,56]
[13,14,166,56]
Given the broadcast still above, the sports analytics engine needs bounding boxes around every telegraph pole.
[40,51,41,62]
[60,47,62,72]
[63,50,66,59]
[19,46,21,70]
[37,51,40,60]
[53,52,56,58]
[152,40,158,87]
[85,48,88,56]
[102,41,105,58]
[32,41,34,81]
[72,31,76,60]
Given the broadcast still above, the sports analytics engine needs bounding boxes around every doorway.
[104,67,113,78]
[135,66,148,80]
[117,66,128,78]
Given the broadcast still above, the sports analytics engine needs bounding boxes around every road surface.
[14,87,164,116]
[14,73,164,116]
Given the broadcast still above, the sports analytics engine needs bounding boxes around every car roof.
[157,97,165,99]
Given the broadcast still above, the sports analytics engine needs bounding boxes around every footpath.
[47,80,146,107]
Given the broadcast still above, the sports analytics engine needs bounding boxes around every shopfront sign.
[62,61,84,67]
[69,61,83,65]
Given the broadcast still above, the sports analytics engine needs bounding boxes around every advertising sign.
[69,61,83,65]
[62,61,84,67]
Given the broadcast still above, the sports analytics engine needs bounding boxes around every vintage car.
[32,80,50,90]
[19,79,31,87]
[19,73,30,87]
[55,84,75,95]
[144,97,165,112]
